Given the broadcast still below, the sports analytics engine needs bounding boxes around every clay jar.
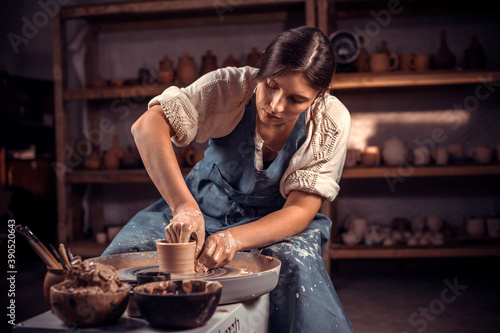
[399,53,416,71]
[355,36,370,72]
[246,47,261,68]
[176,54,197,86]
[200,50,218,76]
[361,146,380,167]
[382,137,409,166]
[84,151,101,170]
[222,54,240,68]
[44,267,67,306]
[414,54,431,71]
[466,217,485,237]
[158,56,175,84]
[432,31,456,69]
[103,135,123,170]
[469,146,492,164]
[370,53,399,72]
[156,240,196,275]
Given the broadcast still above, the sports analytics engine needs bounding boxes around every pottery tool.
[49,243,67,269]
[58,243,71,268]
[24,226,62,269]
[15,225,61,269]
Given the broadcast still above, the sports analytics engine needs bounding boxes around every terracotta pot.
[158,56,175,84]
[222,54,240,68]
[355,36,370,72]
[43,267,67,306]
[246,47,261,68]
[176,54,197,86]
[399,53,416,71]
[200,50,218,76]
[84,151,101,170]
[370,53,399,72]
[464,36,486,69]
[103,135,123,170]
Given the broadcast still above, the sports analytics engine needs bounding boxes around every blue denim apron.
[103,102,353,332]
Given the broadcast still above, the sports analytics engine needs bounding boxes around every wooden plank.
[95,11,291,33]
[61,0,306,19]
[64,84,173,101]
[330,244,500,259]
[342,165,500,179]
[331,70,500,90]
[52,11,69,244]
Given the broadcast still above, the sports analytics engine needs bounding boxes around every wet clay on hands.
[164,209,205,257]
[198,230,242,270]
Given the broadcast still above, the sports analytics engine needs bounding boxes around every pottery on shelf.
[157,56,175,84]
[122,144,142,169]
[246,47,261,68]
[464,36,486,69]
[222,54,240,68]
[200,50,218,76]
[354,36,370,72]
[382,137,409,166]
[84,151,101,170]
[103,135,123,170]
[176,54,197,86]
[432,31,456,69]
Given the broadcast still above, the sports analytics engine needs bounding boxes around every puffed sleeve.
[148,66,258,146]
[280,94,351,202]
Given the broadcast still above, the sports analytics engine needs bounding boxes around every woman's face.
[255,71,320,127]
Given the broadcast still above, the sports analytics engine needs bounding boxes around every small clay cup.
[156,240,196,275]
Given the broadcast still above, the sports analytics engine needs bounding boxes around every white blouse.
[148,66,350,202]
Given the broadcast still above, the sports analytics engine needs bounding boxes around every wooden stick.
[25,227,62,269]
[59,244,71,268]
[15,225,60,269]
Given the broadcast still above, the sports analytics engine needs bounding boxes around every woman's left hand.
[198,230,242,269]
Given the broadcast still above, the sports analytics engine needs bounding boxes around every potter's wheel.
[87,252,281,304]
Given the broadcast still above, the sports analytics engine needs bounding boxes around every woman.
[103,26,353,332]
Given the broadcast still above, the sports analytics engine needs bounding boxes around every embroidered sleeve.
[148,66,258,146]
[280,95,351,202]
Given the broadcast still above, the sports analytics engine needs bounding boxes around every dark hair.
[256,26,335,92]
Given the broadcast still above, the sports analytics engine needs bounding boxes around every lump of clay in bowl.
[50,261,130,327]
[134,280,222,329]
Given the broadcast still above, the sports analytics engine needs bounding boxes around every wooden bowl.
[134,280,222,329]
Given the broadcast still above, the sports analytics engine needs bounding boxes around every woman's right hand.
[165,208,205,257]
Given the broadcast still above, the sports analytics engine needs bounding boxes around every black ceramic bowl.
[134,280,222,329]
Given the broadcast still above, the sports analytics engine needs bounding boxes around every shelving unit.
[316,0,500,261]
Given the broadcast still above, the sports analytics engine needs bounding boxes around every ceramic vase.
[176,54,197,86]
[200,50,218,76]
[382,137,409,166]
[432,31,456,69]
[246,47,261,68]
[103,135,123,170]
[158,56,175,84]
[464,36,486,69]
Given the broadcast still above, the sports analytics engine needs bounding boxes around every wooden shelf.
[63,84,173,101]
[66,168,192,183]
[342,164,500,179]
[329,244,500,259]
[331,70,500,90]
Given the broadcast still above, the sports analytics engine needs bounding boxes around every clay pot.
[469,146,492,164]
[158,56,175,84]
[432,31,456,69]
[222,54,240,68]
[176,54,197,86]
[414,54,431,71]
[200,50,218,76]
[433,146,449,165]
[122,144,142,169]
[464,36,486,69]
[84,151,101,170]
[156,240,196,275]
[355,36,370,72]
[103,135,123,170]
[361,146,380,166]
[466,217,485,237]
[370,52,399,72]
[43,267,67,306]
[246,47,261,68]
[399,53,416,71]
[382,137,409,166]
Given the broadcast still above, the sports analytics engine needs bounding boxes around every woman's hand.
[198,230,242,269]
[165,209,205,257]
